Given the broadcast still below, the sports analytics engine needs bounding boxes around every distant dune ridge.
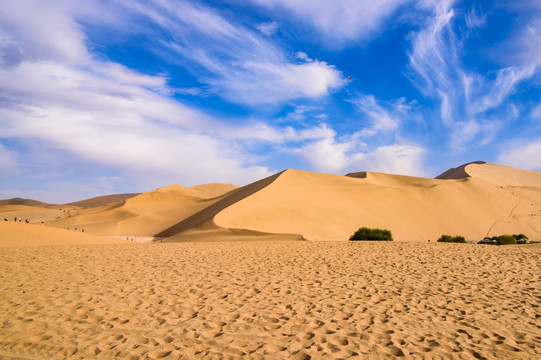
[1,162,540,243]
[65,193,141,208]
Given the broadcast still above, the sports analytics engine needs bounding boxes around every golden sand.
[1,238,540,359]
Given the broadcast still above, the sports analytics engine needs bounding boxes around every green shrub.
[350,227,393,241]
[493,234,516,245]
[437,234,466,243]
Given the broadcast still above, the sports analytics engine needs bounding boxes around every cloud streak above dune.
[1,0,540,202]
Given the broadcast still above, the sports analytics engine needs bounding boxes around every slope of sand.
[0,222,123,247]
[188,183,239,198]
[44,184,234,237]
[65,193,140,208]
[157,171,284,238]
[213,166,541,241]
[0,241,539,359]
[0,205,67,223]
[466,162,541,186]
[435,160,486,179]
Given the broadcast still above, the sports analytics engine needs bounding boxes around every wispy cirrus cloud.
[407,0,540,149]
[350,94,402,136]
[107,0,346,105]
[247,0,412,45]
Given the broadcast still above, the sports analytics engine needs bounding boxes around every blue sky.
[1,0,541,203]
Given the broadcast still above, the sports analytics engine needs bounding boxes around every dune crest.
[435,161,486,179]
[465,162,541,186]
[65,193,140,208]
[42,185,217,236]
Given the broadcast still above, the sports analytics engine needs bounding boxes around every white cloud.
[300,135,352,173]
[407,0,457,98]
[499,140,541,171]
[296,124,426,176]
[464,8,486,30]
[0,60,276,187]
[215,60,344,105]
[473,66,536,114]
[0,0,88,65]
[351,95,400,135]
[116,0,346,105]
[351,145,426,176]
[249,0,411,45]
[256,21,279,36]
[509,20,541,67]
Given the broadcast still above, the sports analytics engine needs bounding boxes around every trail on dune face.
[485,201,521,238]
[464,163,541,238]
[154,171,285,238]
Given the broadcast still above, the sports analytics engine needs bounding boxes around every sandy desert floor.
[0,241,540,359]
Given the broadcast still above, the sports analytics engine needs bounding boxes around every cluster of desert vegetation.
[349,227,393,241]
[437,234,467,243]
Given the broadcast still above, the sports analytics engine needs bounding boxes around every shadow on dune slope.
[154,170,286,238]
[435,161,486,180]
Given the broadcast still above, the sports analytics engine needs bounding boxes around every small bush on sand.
[350,227,393,241]
[437,234,466,243]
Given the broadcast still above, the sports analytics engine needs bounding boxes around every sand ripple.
[1,242,540,359]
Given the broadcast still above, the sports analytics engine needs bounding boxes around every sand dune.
[65,193,140,208]
[213,165,541,241]
[157,171,284,238]
[0,241,539,359]
[42,184,237,237]
[188,183,239,198]
[0,204,68,224]
[466,162,541,186]
[0,197,49,207]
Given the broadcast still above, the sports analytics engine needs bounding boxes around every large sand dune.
[42,184,238,237]
[1,162,540,241]
[212,163,541,241]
